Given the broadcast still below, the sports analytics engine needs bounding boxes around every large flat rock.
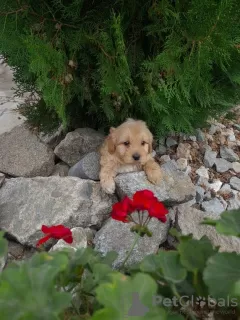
[115,165,196,206]
[174,203,240,253]
[94,213,170,269]
[0,176,116,246]
[0,125,55,177]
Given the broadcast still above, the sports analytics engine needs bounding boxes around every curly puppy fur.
[99,118,162,194]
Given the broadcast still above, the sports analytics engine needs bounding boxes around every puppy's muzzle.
[132,153,140,161]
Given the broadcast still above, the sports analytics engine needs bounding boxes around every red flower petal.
[36,234,51,247]
[37,225,73,246]
[132,190,157,211]
[148,201,168,221]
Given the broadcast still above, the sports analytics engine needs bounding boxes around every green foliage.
[1,0,240,135]
[1,210,240,319]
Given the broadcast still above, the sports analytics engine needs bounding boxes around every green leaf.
[178,236,216,272]
[202,209,240,237]
[0,231,8,258]
[92,272,159,319]
[157,251,187,284]
[203,252,240,299]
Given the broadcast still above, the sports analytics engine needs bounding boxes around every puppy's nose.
[132,153,140,161]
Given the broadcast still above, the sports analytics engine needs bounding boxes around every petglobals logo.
[152,295,238,309]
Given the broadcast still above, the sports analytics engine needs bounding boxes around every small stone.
[214,158,231,173]
[68,151,101,181]
[196,186,205,204]
[166,137,178,148]
[230,177,240,191]
[232,162,240,173]
[52,162,69,177]
[209,124,222,135]
[38,125,64,149]
[201,198,226,216]
[176,158,188,171]
[184,165,192,175]
[54,128,104,166]
[177,143,191,160]
[209,180,222,193]
[220,146,239,162]
[227,192,240,210]
[204,149,217,168]
[204,191,212,201]
[156,145,167,155]
[197,176,210,190]
[227,134,236,142]
[195,129,205,142]
[158,137,166,145]
[189,136,197,142]
[220,184,232,193]
[0,173,5,188]
[206,134,214,142]
[51,227,94,252]
[196,166,209,179]
[160,155,171,163]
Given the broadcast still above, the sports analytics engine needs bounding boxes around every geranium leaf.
[0,232,7,258]
[178,236,216,272]
[202,209,240,237]
[157,251,187,284]
[203,252,240,299]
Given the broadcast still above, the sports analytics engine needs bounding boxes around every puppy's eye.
[123,141,130,146]
[141,141,146,146]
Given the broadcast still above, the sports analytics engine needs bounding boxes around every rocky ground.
[0,60,240,270]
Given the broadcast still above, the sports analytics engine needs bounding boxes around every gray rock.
[232,162,240,173]
[195,129,205,142]
[204,149,217,168]
[227,134,236,142]
[209,124,221,135]
[174,203,240,253]
[54,128,104,166]
[201,198,226,216]
[0,173,5,188]
[227,193,240,210]
[160,155,171,163]
[220,146,239,162]
[166,137,178,148]
[196,186,205,204]
[196,166,209,179]
[214,158,231,173]
[230,177,240,191]
[204,191,212,201]
[51,227,94,252]
[52,162,70,177]
[220,184,232,193]
[0,125,55,177]
[68,152,100,181]
[38,125,65,149]
[156,145,167,155]
[176,158,188,171]
[0,177,116,246]
[209,180,222,193]
[196,176,210,189]
[93,212,170,268]
[176,143,191,160]
[115,167,196,206]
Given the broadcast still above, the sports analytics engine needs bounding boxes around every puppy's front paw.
[145,163,162,185]
[100,178,116,194]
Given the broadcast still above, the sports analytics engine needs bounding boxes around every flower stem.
[143,216,151,226]
[121,232,141,270]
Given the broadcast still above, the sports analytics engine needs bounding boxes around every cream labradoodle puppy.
[99,118,162,194]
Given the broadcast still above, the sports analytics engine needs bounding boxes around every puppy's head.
[107,118,153,165]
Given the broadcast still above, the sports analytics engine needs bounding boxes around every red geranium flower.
[148,201,169,222]
[111,189,168,237]
[111,196,133,222]
[132,190,158,211]
[36,225,73,247]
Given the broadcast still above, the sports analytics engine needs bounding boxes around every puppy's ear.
[107,127,116,154]
[148,131,153,154]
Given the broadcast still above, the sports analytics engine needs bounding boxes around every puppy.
[99,118,162,194]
